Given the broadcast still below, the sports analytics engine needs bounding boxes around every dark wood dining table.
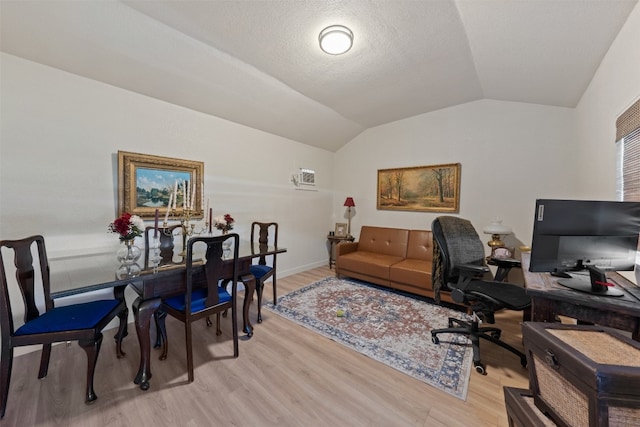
[49,240,286,390]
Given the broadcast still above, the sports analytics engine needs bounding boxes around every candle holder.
[163,206,209,259]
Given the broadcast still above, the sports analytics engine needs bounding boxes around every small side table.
[327,235,355,269]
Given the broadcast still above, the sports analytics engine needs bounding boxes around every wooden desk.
[50,241,286,390]
[521,252,640,341]
[327,235,354,269]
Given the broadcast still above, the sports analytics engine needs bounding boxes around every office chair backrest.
[431,216,486,302]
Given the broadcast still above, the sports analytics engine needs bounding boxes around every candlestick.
[208,208,212,233]
[154,208,159,238]
[164,193,173,223]
[183,180,187,209]
[191,181,196,211]
[173,181,178,210]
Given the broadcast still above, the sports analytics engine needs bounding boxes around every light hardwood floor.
[2,266,530,426]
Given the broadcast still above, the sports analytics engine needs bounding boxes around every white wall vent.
[298,168,315,186]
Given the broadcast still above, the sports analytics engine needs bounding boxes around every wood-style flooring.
[2,266,530,426]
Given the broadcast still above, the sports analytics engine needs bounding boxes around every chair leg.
[154,311,167,349]
[78,334,103,405]
[216,313,222,336]
[115,305,128,358]
[0,346,13,419]
[272,276,277,305]
[185,323,194,383]
[156,312,169,361]
[38,343,52,379]
[231,306,239,358]
[206,316,212,327]
[256,281,264,323]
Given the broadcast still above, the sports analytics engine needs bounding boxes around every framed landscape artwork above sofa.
[376,163,461,213]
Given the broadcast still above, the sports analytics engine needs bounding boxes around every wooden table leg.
[530,297,556,322]
[240,273,255,337]
[132,296,160,390]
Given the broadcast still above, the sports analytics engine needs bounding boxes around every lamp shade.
[344,197,355,207]
[483,220,512,235]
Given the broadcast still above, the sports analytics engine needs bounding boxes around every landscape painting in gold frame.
[118,151,204,219]
[377,163,461,212]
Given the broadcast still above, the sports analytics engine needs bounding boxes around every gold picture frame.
[335,223,348,237]
[377,163,461,212]
[118,151,204,219]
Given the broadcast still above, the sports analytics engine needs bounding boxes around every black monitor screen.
[530,199,640,273]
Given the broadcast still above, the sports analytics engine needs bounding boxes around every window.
[616,98,640,201]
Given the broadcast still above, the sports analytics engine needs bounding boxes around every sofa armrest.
[336,241,358,257]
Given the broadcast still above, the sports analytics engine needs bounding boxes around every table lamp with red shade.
[344,197,355,237]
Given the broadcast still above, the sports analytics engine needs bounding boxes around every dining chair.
[0,235,128,419]
[154,233,239,382]
[250,222,279,323]
[144,224,181,270]
[144,224,182,349]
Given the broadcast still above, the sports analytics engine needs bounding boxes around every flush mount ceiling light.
[319,25,353,55]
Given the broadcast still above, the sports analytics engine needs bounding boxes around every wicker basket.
[523,323,640,427]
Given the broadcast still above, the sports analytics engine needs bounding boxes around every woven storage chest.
[523,322,640,427]
[504,387,558,427]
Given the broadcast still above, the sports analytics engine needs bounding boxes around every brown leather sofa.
[335,225,457,304]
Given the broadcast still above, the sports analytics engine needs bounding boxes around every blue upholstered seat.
[249,264,272,279]
[163,288,231,313]
[14,299,121,335]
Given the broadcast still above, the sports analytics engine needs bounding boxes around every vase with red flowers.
[109,212,145,277]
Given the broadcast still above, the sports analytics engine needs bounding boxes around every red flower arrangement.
[214,213,235,233]
[109,212,145,241]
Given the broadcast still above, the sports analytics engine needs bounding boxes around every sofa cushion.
[390,258,432,289]
[406,230,433,261]
[337,251,404,280]
[357,226,409,258]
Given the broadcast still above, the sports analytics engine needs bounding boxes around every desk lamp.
[483,219,512,249]
[344,197,355,237]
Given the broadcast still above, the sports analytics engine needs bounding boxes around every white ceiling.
[1,0,637,152]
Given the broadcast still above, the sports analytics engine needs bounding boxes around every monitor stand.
[557,266,624,297]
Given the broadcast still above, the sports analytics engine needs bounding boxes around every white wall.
[332,1,640,280]
[333,99,577,253]
[0,53,334,274]
[574,2,640,197]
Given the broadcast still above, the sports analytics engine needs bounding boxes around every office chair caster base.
[474,362,486,375]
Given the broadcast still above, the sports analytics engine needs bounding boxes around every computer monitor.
[529,199,640,297]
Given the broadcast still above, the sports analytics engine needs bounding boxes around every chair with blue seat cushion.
[250,222,278,323]
[144,224,181,349]
[154,233,239,382]
[0,235,128,419]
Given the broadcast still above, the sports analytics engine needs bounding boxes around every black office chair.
[154,233,239,382]
[0,235,128,418]
[250,222,278,323]
[430,216,530,375]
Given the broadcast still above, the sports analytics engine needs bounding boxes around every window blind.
[616,98,640,201]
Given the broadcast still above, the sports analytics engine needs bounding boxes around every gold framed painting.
[377,163,461,212]
[118,151,204,219]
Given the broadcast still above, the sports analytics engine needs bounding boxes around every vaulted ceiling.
[1,0,637,151]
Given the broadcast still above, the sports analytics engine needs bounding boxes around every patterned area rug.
[264,277,474,400]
